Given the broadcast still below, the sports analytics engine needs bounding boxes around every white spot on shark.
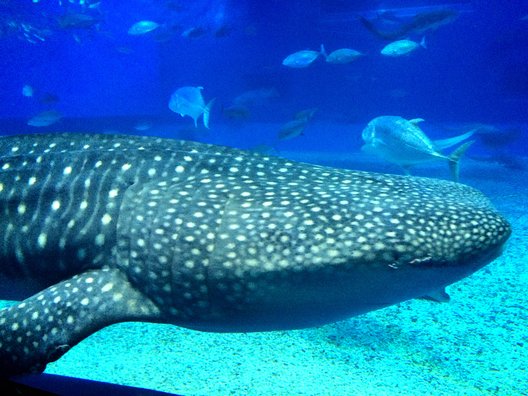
[17,204,26,214]
[37,233,47,249]
[101,214,112,225]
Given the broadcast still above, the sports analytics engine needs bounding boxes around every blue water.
[1,0,527,394]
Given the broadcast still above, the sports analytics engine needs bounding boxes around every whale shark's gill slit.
[78,165,109,239]
[58,156,87,222]
[29,164,52,226]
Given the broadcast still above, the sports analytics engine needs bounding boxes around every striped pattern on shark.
[0,133,510,376]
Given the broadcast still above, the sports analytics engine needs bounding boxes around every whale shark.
[0,133,510,377]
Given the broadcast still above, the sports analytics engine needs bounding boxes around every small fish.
[27,110,62,127]
[282,45,324,68]
[58,13,100,29]
[278,119,309,141]
[22,85,33,97]
[128,21,159,35]
[168,86,215,128]
[361,115,474,181]
[39,92,60,105]
[19,23,50,44]
[323,47,364,64]
[134,121,153,131]
[116,46,134,55]
[381,37,426,56]
[232,88,279,107]
[181,26,206,39]
[294,107,318,121]
[222,104,251,121]
[278,108,317,141]
[214,24,232,38]
[87,1,102,9]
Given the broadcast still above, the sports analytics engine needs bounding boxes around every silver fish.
[362,115,475,181]
[168,86,215,128]
[232,88,279,107]
[323,47,364,64]
[278,118,309,141]
[22,85,33,97]
[282,45,324,68]
[128,20,159,35]
[381,37,426,56]
[278,108,317,141]
[27,110,62,127]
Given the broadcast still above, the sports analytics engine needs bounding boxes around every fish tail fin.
[448,140,474,182]
[420,36,427,49]
[434,129,476,150]
[320,44,327,58]
[203,98,216,129]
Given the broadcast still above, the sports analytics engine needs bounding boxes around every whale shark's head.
[165,161,511,332]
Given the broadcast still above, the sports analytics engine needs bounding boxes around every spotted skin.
[0,133,510,376]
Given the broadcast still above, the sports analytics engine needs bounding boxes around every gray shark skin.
[0,133,510,376]
[360,9,458,41]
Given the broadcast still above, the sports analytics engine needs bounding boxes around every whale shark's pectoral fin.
[0,268,161,377]
[419,288,451,303]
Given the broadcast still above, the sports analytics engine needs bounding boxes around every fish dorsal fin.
[409,118,425,125]
[320,44,327,58]
[202,98,216,129]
